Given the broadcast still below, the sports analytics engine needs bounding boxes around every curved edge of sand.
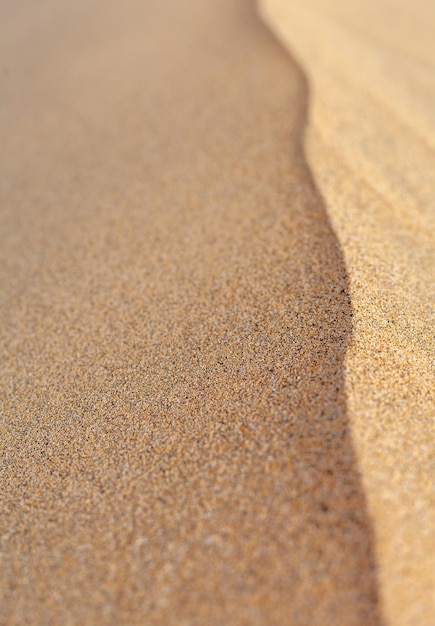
[259,2,435,625]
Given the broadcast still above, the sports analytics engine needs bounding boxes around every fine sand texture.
[260,1,435,625]
[0,0,430,625]
[0,2,383,623]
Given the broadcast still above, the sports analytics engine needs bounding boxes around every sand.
[260,2,435,625]
[0,0,432,624]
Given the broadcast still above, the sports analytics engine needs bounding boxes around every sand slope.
[1,0,433,624]
[0,0,387,624]
[260,1,435,625]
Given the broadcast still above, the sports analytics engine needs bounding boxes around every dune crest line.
[260,2,435,625]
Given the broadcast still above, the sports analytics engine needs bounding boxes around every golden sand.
[260,1,435,625]
[0,0,433,624]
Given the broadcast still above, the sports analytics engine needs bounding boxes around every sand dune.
[260,2,435,625]
[0,0,433,624]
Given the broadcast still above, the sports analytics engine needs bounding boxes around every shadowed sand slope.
[1,1,383,624]
[260,1,435,625]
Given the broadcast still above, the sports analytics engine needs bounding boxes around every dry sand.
[0,0,433,624]
[261,1,435,625]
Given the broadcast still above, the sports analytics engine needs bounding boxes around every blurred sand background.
[0,0,433,624]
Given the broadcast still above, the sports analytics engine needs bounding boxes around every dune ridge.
[260,2,435,625]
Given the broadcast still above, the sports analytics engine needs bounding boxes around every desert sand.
[261,2,435,625]
[0,0,433,624]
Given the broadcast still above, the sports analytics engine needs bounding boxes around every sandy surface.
[0,0,432,625]
[261,2,435,625]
